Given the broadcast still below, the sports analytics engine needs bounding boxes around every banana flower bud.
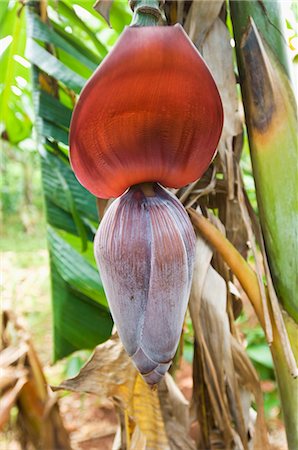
[70,24,223,384]
[94,183,196,384]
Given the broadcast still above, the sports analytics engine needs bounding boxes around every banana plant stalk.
[230,1,298,447]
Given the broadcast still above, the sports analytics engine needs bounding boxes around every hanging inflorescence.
[69,23,223,385]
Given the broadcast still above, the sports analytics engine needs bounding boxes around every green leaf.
[0,4,29,139]
[38,90,72,129]
[48,226,107,308]
[46,199,82,236]
[50,158,88,250]
[27,10,97,73]
[56,47,94,79]
[42,120,69,145]
[52,21,101,66]
[51,257,113,361]
[5,102,32,144]
[41,151,98,251]
[109,0,132,33]
[58,230,98,267]
[247,344,274,369]
[0,0,10,27]
[49,0,108,58]
[41,151,98,223]
[64,352,92,378]
[46,198,97,243]
[25,38,86,92]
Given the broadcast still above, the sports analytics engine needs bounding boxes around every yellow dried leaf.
[58,334,137,408]
[128,374,169,450]
[0,378,27,430]
[58,335,173,449]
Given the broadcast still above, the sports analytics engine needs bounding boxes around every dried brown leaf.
[1,312,70,449]
[184,0,224,49]
[0,367,27,390]
[130,425,147,450]
[188,208,265,327]
[189,231,260,449]
[176,0,185,24]
[0,343,28,368]
[129,375,169,450]
[60,336,197,449]
[96,197,109,220]
[189,233,213,320]
[201,17,248,259]
[161,373,189,430]
[93,0,113,25]
[202,18,243,142]
[158,374,195,450]
[236,168,273,343]
[189,236,235,448]
[112,426,121,450]
[57,334,137,408]
[231,337,270,449]
[201,265,247,444]
[0,377,27,430]
[200,266,230,389]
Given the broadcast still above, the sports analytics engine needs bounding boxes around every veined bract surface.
[94,183,196,385]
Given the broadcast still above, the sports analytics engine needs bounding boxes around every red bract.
[70,24,223,199]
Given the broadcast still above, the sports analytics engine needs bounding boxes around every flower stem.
[130,0,165,27]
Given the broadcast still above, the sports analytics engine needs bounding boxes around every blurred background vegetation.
[0,0,297,447]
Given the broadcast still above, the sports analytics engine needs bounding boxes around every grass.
[1,213,47,252]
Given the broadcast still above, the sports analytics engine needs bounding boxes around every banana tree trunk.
[230,1,298,447]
